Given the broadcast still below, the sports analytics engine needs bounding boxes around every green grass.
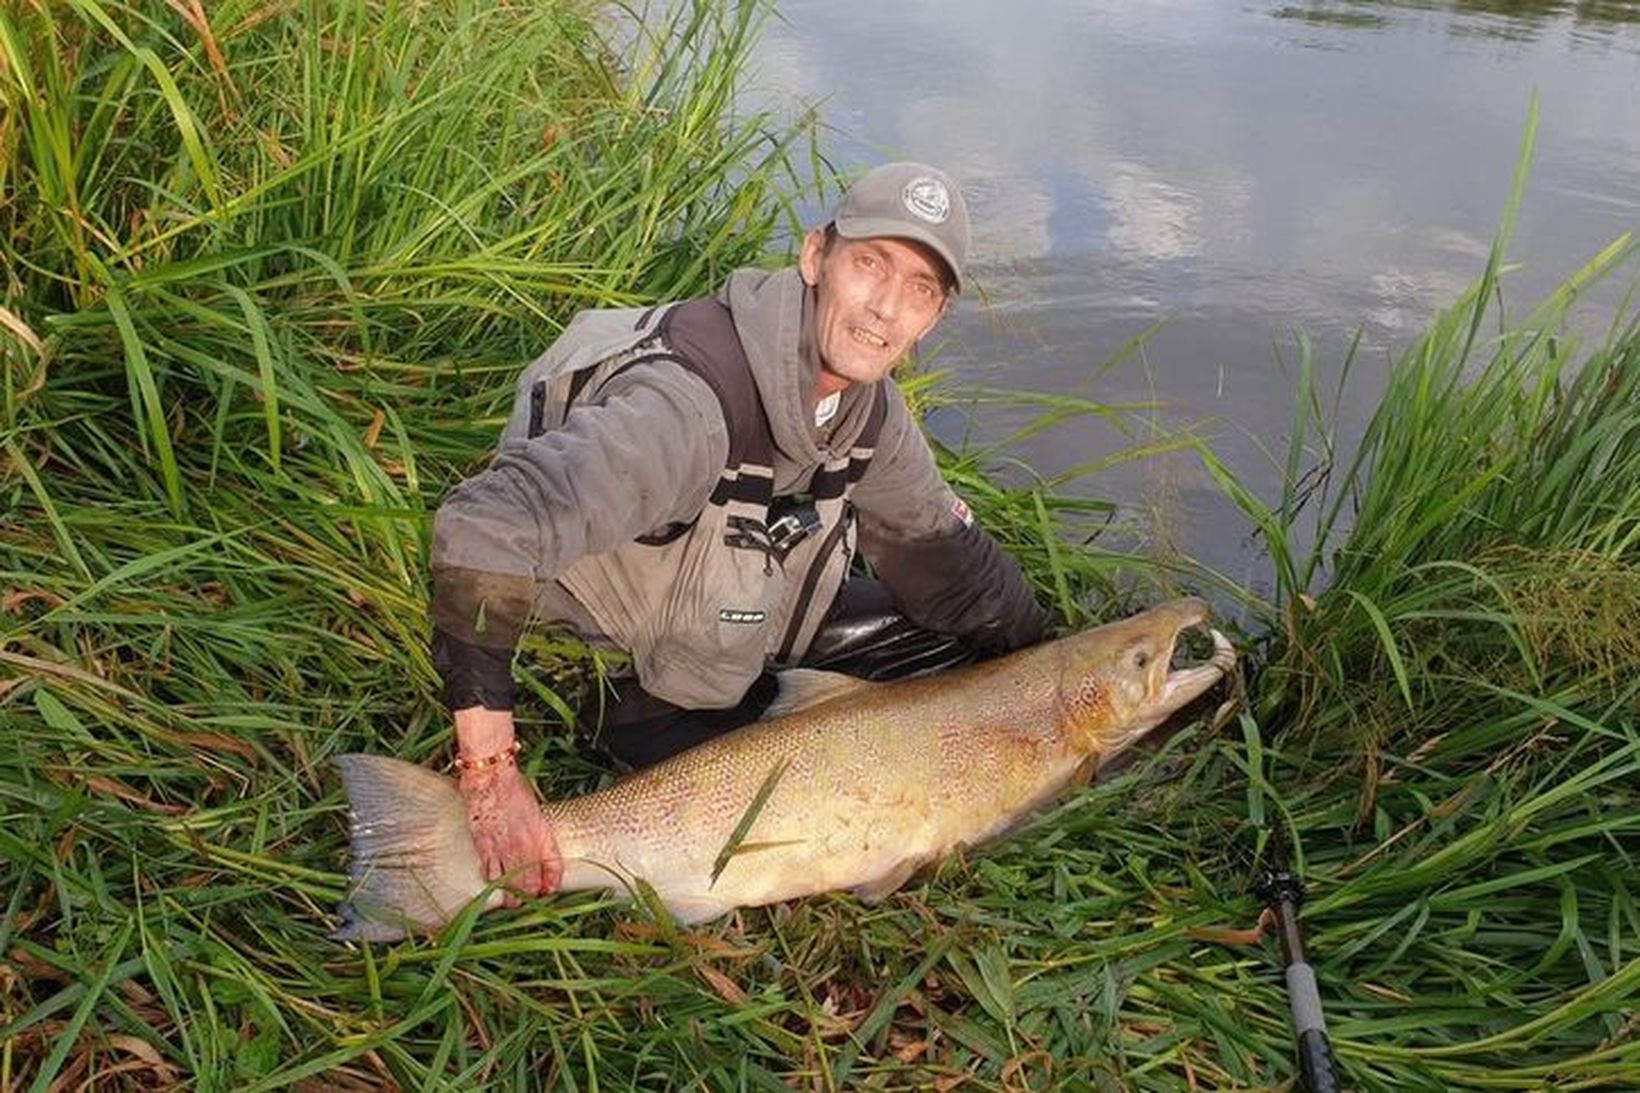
[3,3,1637,1090]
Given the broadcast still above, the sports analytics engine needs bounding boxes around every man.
[430,162,1049,900]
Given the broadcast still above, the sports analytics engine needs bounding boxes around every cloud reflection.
[1105,165,1204,264]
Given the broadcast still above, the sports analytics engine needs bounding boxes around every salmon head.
[1052,596,1236,756]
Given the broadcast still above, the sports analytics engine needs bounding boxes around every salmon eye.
[1131,649,1150,670]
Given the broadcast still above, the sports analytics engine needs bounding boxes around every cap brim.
[834,216,963,293]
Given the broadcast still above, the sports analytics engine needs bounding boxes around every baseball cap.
[833,162,969,293]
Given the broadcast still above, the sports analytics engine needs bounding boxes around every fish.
[334,597,1235,940]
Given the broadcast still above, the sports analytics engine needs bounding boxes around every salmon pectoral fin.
[850,857,925,904]
[333,754,497,942]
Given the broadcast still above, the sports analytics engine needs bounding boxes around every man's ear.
[798,228,826,287]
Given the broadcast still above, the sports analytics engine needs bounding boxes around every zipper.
[775,503,852,663]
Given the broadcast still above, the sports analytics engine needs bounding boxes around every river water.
[749,0,1640,597]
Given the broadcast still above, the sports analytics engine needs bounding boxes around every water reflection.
[751,0,1640,590]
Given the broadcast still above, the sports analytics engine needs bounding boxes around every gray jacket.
[431,266,1046,710]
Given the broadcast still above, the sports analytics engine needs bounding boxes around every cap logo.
[901,177,951,225]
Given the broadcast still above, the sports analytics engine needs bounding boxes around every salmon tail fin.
[333,753,495,942]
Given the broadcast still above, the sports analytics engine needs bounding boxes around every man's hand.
[453,706,562,904]
[458,762,562,904]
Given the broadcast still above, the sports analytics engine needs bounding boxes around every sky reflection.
[751,0,1640,587]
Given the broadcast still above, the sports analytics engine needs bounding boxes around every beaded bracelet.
[452,739,521,774]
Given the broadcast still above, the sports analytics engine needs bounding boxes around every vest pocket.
[638,530,785,709]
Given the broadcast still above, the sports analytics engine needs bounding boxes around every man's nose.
[867,277,902,321]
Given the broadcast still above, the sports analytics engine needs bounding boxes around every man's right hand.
[453,707,563,904]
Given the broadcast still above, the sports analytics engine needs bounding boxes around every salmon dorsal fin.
[762,669,876,721]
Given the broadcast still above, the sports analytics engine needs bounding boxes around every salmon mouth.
[1151,619,1236,718]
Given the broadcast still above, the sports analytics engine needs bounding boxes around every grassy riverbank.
[3,2,1636,1089]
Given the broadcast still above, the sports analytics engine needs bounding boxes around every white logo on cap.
[902,177,951,225]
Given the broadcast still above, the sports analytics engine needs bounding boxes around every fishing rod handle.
[1298,1027,1341,1093]
[1286,961,1342,1093]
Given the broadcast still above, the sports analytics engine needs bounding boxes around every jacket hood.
[721,266,882,492]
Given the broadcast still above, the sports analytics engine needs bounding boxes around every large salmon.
[335,597,1234,940]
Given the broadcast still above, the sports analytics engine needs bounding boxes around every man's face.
[799,229,950,393]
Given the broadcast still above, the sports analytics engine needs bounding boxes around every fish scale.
[335,598,1233,939]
